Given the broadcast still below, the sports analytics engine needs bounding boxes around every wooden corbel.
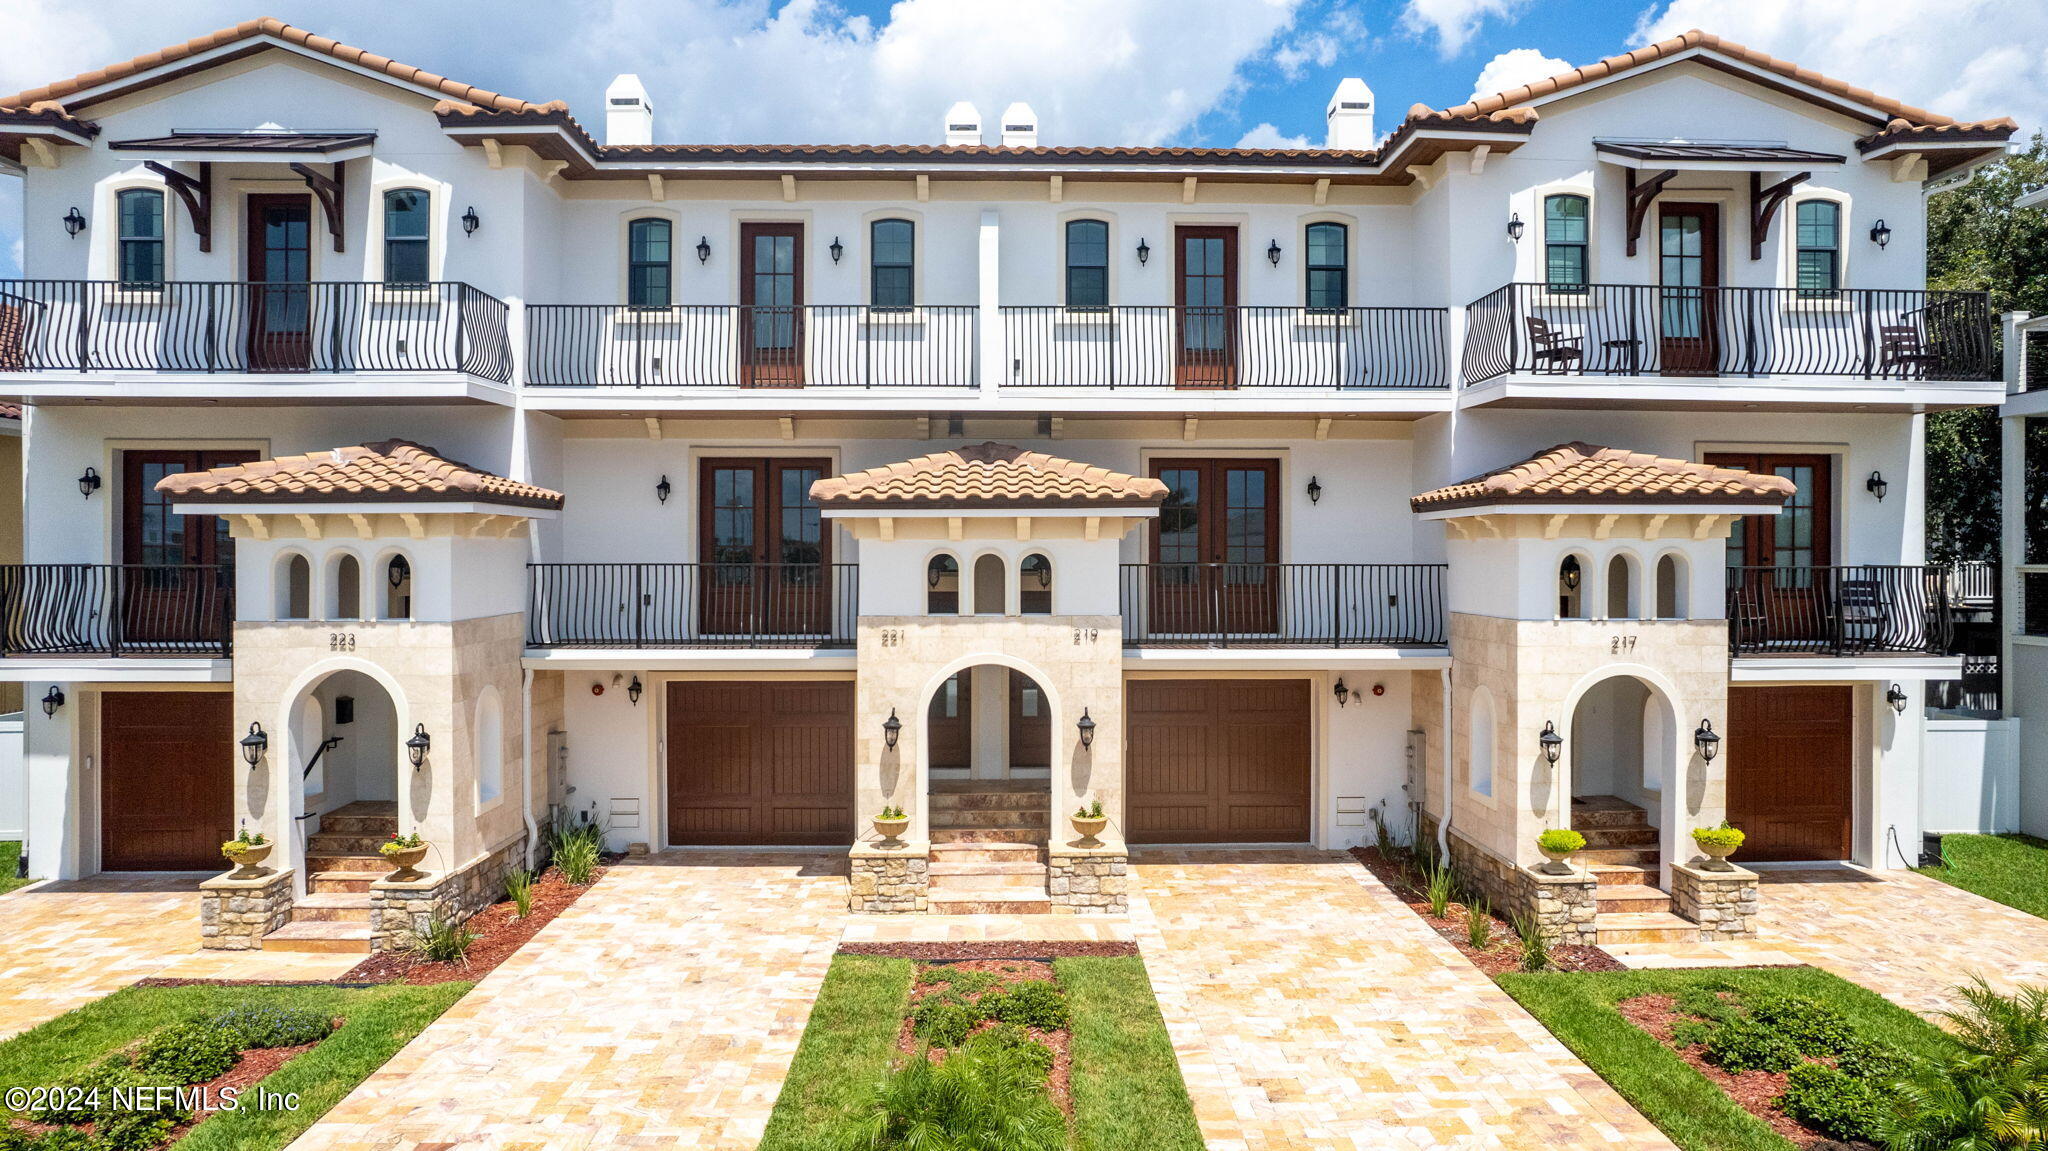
[1623,167,1677,257]
[1748,170,1810,260]
[143,160,212,253]
[290,161,346,253]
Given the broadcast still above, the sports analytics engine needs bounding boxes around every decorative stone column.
[1518,865,1599,946]
[1670,861,1760,939]
[199,868,294,950]
[1047,842,1127,914]
[850,840,929,913]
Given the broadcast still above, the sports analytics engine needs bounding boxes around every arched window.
[1304,222,1347,311]
[276,553,311,620]
[1606,554,1635,619]
[1655,554,1687,619]
[1557,554,1585,619]
[475,686,504,804]
[382,189,430,285]
[117,188,166,286]
[1065,219,1109,309]
[927,554,960,615]
[384,554,413,620]
[329,553,362,620]
[1543,193,1589,291]
[973,554,1007,616]
[1468,686,1496,797]
[627,217,672,308]
[1795,200,1841,298]
[1019,554,1052,615]
[870,218,914,310]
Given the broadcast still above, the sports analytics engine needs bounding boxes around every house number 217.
[1610,635,1637,654]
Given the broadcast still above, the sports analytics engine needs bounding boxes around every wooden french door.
[246,194,312,372]
[1658,203,1720,375]
[699,458,830,636]
[1175,226,1237,389]
[122,449,257,647]
[1726,685,1853,861]
[1148,459,1280,635]
[740,223,804,387]
[1708,452,1832,647]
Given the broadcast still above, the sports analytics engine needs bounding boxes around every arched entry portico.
[1562,669,1683,891]
[271,658,410,899]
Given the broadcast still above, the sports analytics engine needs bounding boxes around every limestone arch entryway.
[1560,667,1684,892]
[270,658,413,898]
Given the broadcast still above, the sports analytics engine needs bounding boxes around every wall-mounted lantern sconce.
[1266,239,1282,267]
[78,467,101,498]
[696,236,712,264]
[1869,219,1891,250]
[1076,708,1096,749]
[882,708,902,750]
[1506,213,1525,243]
[1334,677,1362,708]
[829,236,844,264]
[1561,556,1581,590]
[405,723,431,770]
[388,554,410,588]
[239,722,269,767]
[1135,238,1150,266]
[1539,720,1563,764]
[62,207,86,237]
[41,685,64,718]
[627,676,644,706]
[656,475,672,504]
[1886,683,1909,714]
[461,206,481,236]
[1306,475,1322,505]
[1865,471,1888,502]
[1694,719,1721,761]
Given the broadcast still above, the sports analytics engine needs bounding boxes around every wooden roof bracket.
[290,160,346,253]
[1623,167,1676,257]
[143,160,211,253]
[1748,169,1810,260]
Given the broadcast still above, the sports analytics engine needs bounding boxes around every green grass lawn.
[0,842,30,896]
[1915,832,2048,921]
[758,955,914,1151]
[1497,966,1955,1151]
[0,981,470,1151]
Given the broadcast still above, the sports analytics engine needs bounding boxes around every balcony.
[525,304,977,389]
[525,563,858,648]
[0,565,233,658]
[1119,563,1447,647]
[1725,565,1951,657]
[1003,306,1450,390]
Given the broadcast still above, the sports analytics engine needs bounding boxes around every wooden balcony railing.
[0,280,512,381]
[1725,565,1951,656]
[525,563,858,648]
[525,304,977,388]
[1002,305,1450,389]
[1463,284,1996,385]
[1119,563,1447,646]
[0,564,233,657]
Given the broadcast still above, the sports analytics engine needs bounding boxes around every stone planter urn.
[381,843,430,881]
[872,816,911,849]
[1693,837,1741,872]
[1071,815,1109,848]
[222,841,272,880]
[1537,845,1576,875]
[1535,830,1585,876]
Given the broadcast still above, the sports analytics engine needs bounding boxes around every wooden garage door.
[1127,679,1310,843]
[1726,685,1854,861]
[101,691,234,870]
[666,680,854,846]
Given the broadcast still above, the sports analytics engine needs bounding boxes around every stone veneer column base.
[1417,815,1597,946]
[850,841,930,913]
[199,868,294,950]
[1670,861,1760,940]
[1047,843,1128,915]
[369,835,528,951]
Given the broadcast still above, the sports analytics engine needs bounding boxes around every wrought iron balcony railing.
[525,304,977,388]
[1725,565,1951,656]
[1002,305,1450,389]
[1119,563,1447,646]
[526,562,858,648]
[0,564,233,657]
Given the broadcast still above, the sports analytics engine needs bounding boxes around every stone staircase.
[1572,795,1694,945]
[926,780,1050,914]
[262,800,396,954]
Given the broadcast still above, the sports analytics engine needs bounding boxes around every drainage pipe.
[521,667,538,870]
[1438,666,1453,859]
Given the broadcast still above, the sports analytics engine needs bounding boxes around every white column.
[977,208,1002,398]
[24,685,84,880]
[970,665,1009,780]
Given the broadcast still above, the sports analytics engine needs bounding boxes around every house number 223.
[329,632,357,651]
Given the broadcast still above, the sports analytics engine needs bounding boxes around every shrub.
[1512,913,1549,973]
[1691,823,1746,851]
[555,838,600,886]
[136,1019,242,1083]
[965,1022,1055,1077]
[379,830,425,857]
[206,1003,333,1049]
[1669,1019,1716,1048]
[1073,799,1104,820]
[504,868,535,918]
[983,981,1070,1031]
[1465,897,1493,949]
[1537,828,1586,854]
[846,1043,1067,1151]
[1746,993,1858,1058]
[874,805,905,821]
[31,1055,189,1144]
[1673,985,1741,1024]
[1703,1014,1803,1073]
[909,995,983,1048]
[1879,1040,2048,1150]
[406,915,478,963]
[1832,1036,1910,1084]
[1941,976,2048,1060]
[1777,1062,1889,1143]
[919,966,999,997]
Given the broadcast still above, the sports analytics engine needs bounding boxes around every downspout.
[1438,666,1453,859]
[521,667,538,870]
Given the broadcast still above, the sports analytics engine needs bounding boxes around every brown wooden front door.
[1726,685,1854,861]
[699,457,831,637]
[740,223,804,387]
[1708,453,1832,648]
[246,194,313,372]
[927,672,972,771]
[1175,226,1237,389]
[1658,203,1720,375]
[120,449,256,648]
[1009,672,1051,770]
[101,691,234,869]
[666,680,853,845]
[1127,678,1310,843]
[1147,458,1281,636]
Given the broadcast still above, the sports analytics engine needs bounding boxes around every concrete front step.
[929,791,1053,812]
[305,854,392,874]
[292,893,374,923]
[929,810,1051,829]
[929,895,1054,915]
[1571,796,1650,829]
[1593,884,1673,915]
[1590,864,1657,887]
[1577,825,1659,848]
[317,805,399,836]
[929,842,1044,863]
[262,921,373,954]
[1579,847,1661,866]
[309,870,385,894]
[1595,911,1696,946]
[306,834,395,855]
[930,828,1045,845]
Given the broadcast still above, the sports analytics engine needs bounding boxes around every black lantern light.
[1869,219,1891,250]
[240,722,269,767]
[1135,237,1150,266]
[628,676,644,706]
[40,685,64,718]
[405,723,431,769]
[696,235,712,264]
[1694,719,1721,761]
[1506,212,1525,242]
[1076,708,1096,749]
[1561,556,1582,590]
[883,708,902,751]
[1865,471,1888,502]
[461,206,480,236]
[62,206,86,237]
[829,236,844,264]
[1539,720,1563,764]
[1306,475,1322,505]
[1886,683,1910,714]
[1266,238,1282,266]
[656,475,672,504]
[78,466,101,498]
[1333,677,1353,708]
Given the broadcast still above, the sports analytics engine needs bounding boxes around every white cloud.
[1399,0,1528,57]
[1636,0,2048,132]
[1236,122,1311,148]
[1468,48,1569,101]
[1271,32,1340,80]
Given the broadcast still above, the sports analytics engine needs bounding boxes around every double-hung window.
[1065,219,1109,309]
[1543,193,1589,292]
[382,189,430,286]
[1304,222,1347,311]
[870,218,914,310]
[117,189,165,286]
[1794,201,1840,298]
[627,217,672,308]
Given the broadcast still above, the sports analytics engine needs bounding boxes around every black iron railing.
[1725,565,1951,656]
[1463,284,1996,384]
[525,304,977,388]
[1002,305,1449,389]
[526,563,858,647]
[0,564,233,656]
[1119,563,1447,646]
[0,280,512,381]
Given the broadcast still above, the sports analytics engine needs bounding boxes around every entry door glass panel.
[699,458,831,635]
[1175,226,1237,388]
[1147,459,1279,635]
[1657,203,1720,375]
[1708,453,1833,646]
[121,450,255,648]
[247,195,312,371]
[740,224,804,386]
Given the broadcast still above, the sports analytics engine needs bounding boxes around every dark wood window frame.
[1793,200,1841,298]
[1304,221,1348,311]
[1544,192,1589,291]
[381,187,431,286]
[869,217,915,311]
[627,216,673,308]
[117,188,166,286]
[1704,451,1834,569]
[1064,219,1110,310]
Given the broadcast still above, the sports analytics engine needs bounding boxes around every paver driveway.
[1130,848,1675,1151]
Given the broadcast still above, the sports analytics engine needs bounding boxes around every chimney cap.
[607,73,652,109]
[1000,101,1037,129]
[945,100,982,129]
[1327,76,1373,118]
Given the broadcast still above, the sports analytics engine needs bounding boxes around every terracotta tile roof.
[811,443,1168,511]
[155,439,563,509]
[0,403,21,422]
[0,102,99,136]
[1410,443,1795,512]
[0,17,546,114]
[1857,116,2018,152]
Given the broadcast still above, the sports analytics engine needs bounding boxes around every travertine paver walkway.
[0,875,357,1040]
[287,851,850,1151]
[1130,848,1675,1151]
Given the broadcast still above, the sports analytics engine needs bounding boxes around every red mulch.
[897,960,1074,1114]
[1619,993,1874,1151]
[839,940,1138,960]
[340,865,605,985]
[1348,846,1625,976]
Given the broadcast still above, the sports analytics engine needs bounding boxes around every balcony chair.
[1876,325,1940,379]
[1835,578,1885,651]
[1525,316,1584,374]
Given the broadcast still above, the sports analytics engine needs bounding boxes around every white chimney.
[944,101,983,146]
[1000,102,1038,148]
[1325,77,1374,150]
[606,74,653,146]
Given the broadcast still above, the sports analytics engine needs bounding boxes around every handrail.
[525,303,978,388]
[1725,564,1950,656]
[1002,305,1449,389]
[0,563,233,657]
[526,562,858,648]
[1118,562,1447,646]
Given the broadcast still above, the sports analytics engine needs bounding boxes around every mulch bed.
[839,940,1138,960]
[899,959,1074,1113]
[1619,992,1872,1151]
[339,864,605,985]
[1349,845,1625,976]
